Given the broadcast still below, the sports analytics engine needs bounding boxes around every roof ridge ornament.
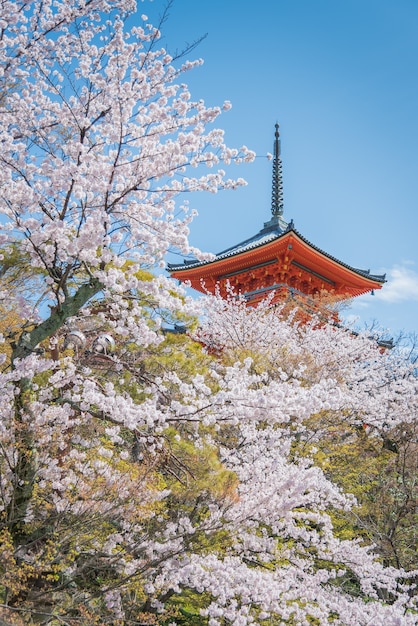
[271,122,284,217]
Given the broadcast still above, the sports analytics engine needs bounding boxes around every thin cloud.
[374,265,418,303]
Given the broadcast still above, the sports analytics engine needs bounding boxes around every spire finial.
[271,122,284,217]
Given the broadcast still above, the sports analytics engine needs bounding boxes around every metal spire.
[271,123,284,217]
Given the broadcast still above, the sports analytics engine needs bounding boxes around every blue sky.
[144,0,418,338]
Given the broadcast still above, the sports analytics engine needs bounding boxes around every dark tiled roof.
[167,220,386,284]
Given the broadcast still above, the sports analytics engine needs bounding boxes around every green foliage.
[299,414,418,571]
[165,590,212,626]
[145,332,214,382]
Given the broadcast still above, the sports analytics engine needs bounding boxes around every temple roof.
[167,219,386,284]
[167,123,386,296]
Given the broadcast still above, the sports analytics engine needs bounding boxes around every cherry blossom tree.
[0,0,251,620]
[0,1,417,624]
[3,0,254,356]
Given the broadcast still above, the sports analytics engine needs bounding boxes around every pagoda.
[167,124,385,311]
